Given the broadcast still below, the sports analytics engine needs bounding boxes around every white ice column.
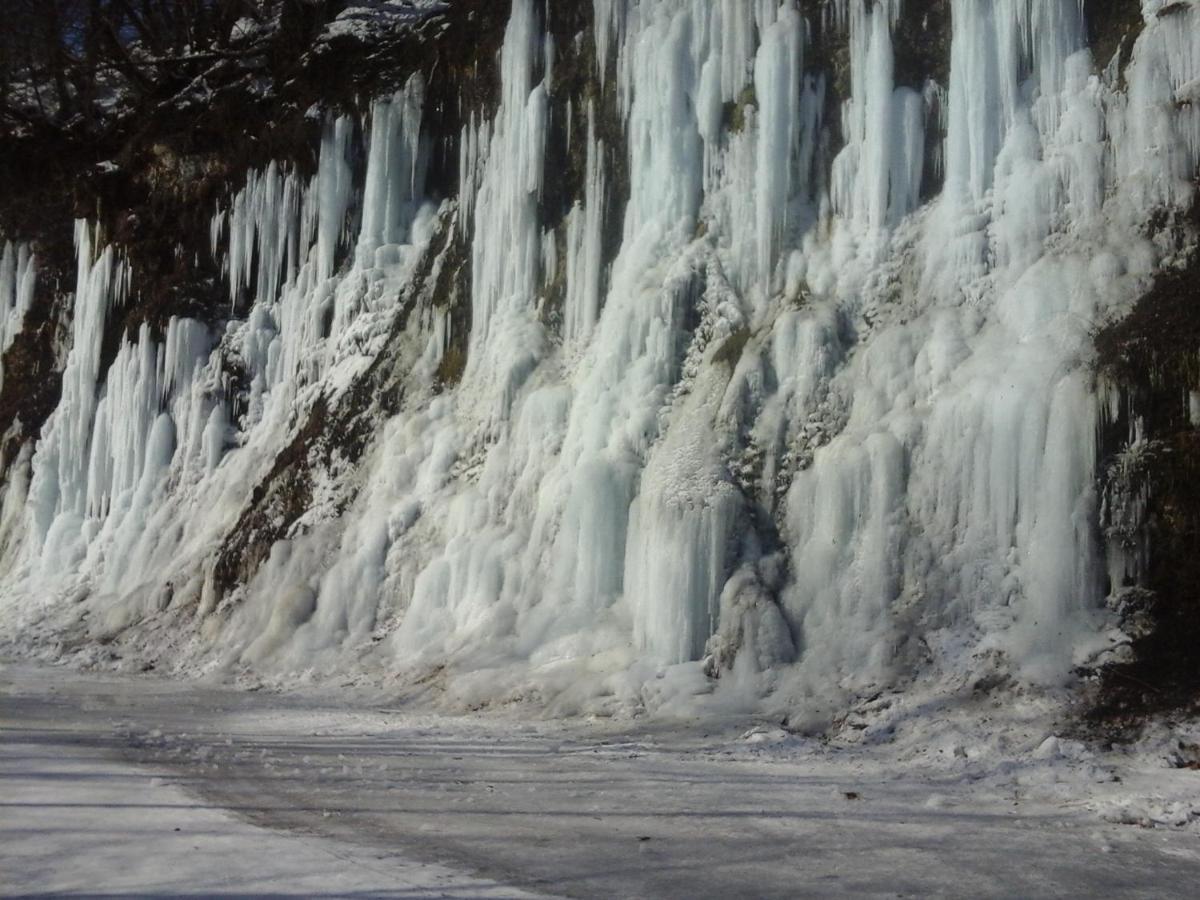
[944,0,1083,205]
[315,115,356,283]
[754,5,805,286]
[469,0,548,347]
[831,1,925,230]
[626,482,741,665]
[563,102,606,344]
[357,73,429,264]
[28,223,125,544]
[84,318,213,522]
[0,241,37,393]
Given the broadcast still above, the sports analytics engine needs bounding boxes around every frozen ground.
[0,665,546,898]
[3,661,1199,898]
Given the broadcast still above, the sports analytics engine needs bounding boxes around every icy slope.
[0,0,1198,724]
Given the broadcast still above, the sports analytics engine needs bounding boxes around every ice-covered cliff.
[1,0,1198,727]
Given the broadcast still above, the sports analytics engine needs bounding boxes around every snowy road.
[3,662,1199,898]
[0,663,546,899]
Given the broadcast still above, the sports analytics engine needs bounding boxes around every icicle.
[1114,2,1200,210]
[593,0,627,86]
[563,101,606,344]
[29,223,124,543]
[464,0,550,418]
[0,241,37,393]
[626,464,740,664]
[357,73,429,265]
[943,0,1084,205]
[82,317,212,523]
[209,209,225,262]
[829,0,923,231]
[315,115,355,283]
[619,0,706,243]
[541,228,558,290]
[753,5,804,286]
[223,163,307,308]
[458,113,489,230]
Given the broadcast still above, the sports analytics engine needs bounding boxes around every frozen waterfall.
[1,0,1198,721]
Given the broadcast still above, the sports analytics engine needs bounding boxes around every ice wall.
[28,224,128,555]
[1,74,436,638]
[2,0,1199,721]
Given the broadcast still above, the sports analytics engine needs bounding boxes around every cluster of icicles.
[1,0,1198,719]
[0,241,37,394]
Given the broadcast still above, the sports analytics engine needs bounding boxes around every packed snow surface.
[2,662,550,898]
[4,662,1199,898]
[1,0,1199,725]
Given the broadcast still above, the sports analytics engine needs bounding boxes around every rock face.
[0,0,1197,726]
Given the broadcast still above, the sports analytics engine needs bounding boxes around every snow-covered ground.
[1,664,546,898]
[3,661,1198,898]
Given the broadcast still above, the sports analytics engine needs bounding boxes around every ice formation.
[1,0,1199,721]
[0,240,37,394]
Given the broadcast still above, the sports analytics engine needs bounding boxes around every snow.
[2,663,548,898]
[1,1,1200,733]
[4,661,1200,898]
[323,0,451,43]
